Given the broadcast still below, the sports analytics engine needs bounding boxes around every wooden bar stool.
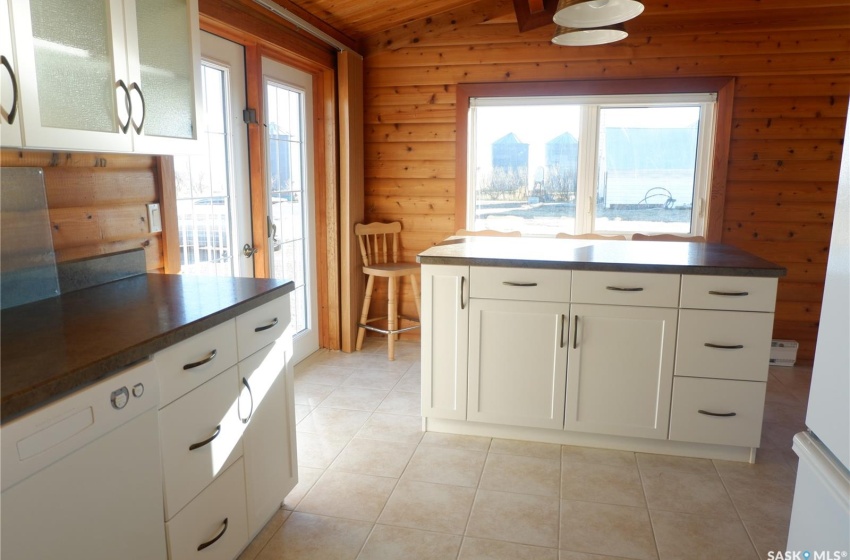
[354,222,421,360]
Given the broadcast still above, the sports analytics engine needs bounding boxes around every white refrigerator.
[786,114,850,552]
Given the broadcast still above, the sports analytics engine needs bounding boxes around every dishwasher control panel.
[1,358,160,492]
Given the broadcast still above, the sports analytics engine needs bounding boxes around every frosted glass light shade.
[554,0,644,28]
[552,24,627,46]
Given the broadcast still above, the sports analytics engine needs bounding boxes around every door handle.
[116,79,131,134]
[243,243,258,258]
[460,276,466,310]
[189,425,221,451]
[704,343,744,350]
[1,55,18,124]
[129,82,146,134]
[560,314,566,348]
[197,518,228,551]
[183,349,217,370]
[572,315,579,349]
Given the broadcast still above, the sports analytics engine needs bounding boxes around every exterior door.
[262,57,318,363]
[174,31,252,277]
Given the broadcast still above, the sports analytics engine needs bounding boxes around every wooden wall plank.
[1,149,163,273]
[361,3,850,360]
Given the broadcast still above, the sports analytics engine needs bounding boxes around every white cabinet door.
[468,298,569,430]
[566,304,678,439]
[1,0,22,147]
[239,336,297,537]
[124,0,201,154]
[11,0,134,152]
[421,264,469,420]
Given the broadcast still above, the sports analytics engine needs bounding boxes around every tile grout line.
[635,455,663,560]
[711,458,762,559]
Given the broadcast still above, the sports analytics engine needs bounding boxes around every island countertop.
[417,237,786,278]
[1,273,294,424]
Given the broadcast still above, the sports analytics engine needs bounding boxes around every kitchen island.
[417,236,786,462]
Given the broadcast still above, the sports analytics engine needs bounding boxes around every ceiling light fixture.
[553,0,644,28]
[551,23,627,46]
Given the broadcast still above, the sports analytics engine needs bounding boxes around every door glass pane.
[174,64,235,276]
[595,106,700,234]
[471,105,580,235]
[30,0,115,132]
[266,82,307,334]
[135,0,194,138]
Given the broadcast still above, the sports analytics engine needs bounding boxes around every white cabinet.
[154,295,296,559]
[9,0,200,153]
[165,458,249,560]
[235,297,297,537]
[468,298,569,429]
[565,303,678,440]
[421,264,469,420]
[670,275,777,447]
[0,0,22,147]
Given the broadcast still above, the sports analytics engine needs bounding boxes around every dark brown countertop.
[1,273,294,424]
[417,237,786,277]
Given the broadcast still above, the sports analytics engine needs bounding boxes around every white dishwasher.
[1,358,167,560]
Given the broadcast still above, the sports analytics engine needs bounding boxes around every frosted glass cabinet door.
[11,0,133,151]
[126,0,201,153]
[1,0,22,147]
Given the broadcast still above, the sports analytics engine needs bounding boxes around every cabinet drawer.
[165,458,249,560]
[669,377,766,447]
[680,275,778,312]
[159,367,243,520]
[156,319,238,407]
[676,310,773,382]
[470,267,570,302]
[236,297,291,360]
[571,271,680,307]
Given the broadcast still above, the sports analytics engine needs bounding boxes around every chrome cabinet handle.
[1,55,18,124]
[460,276,466,310]
[704,343,744,350]
[572,315,579,349]
[129,81,145,134]
[502,281,538,287]
[116,79,131,134]
[560,314,566,348]
[189,424,221,451]
[606,286,644,292]
[197,518,228,551]
[183,349,217,370]
[254,318,278,332]
[708,290,749,297]
[241,377,254,424]
[698,409,737,418]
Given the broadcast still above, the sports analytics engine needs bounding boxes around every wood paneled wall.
[1,150,166,272]
[361,0,850,359]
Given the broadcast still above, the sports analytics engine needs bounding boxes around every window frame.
[455,78,736,241]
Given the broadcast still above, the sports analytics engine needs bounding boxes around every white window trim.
[466,93,718,237]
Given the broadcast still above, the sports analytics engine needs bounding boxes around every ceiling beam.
[512,0,557,32]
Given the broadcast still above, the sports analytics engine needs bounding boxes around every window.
[459,79,734,238]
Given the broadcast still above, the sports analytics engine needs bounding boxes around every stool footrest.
[358,317,421,336]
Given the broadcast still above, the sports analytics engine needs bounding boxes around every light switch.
[147,203,162,233]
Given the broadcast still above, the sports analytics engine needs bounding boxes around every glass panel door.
[174,32,251,277]
[262,57,318,363]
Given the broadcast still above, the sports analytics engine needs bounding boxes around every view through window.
[468,94,717,236]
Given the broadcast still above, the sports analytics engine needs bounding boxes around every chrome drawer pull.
[708,290,749,297]
[189,425,221,451]
[502,281,538,287]
[698,409,737,418]
[183,349,217,370]
[606,286,644,292]
[704,343,744,350]
[241,377,254,424]
[254,318,279,332]
[197,518,228,551]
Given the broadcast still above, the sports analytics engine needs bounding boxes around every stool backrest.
[455,229,521,237]
[555,232,627,240]
[632,233,706,242]
[355,222,403,266]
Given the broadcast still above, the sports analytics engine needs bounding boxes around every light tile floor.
[239,340,811,560]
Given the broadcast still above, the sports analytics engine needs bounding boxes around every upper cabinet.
[1,0,22,147]
[6,0,201,154]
